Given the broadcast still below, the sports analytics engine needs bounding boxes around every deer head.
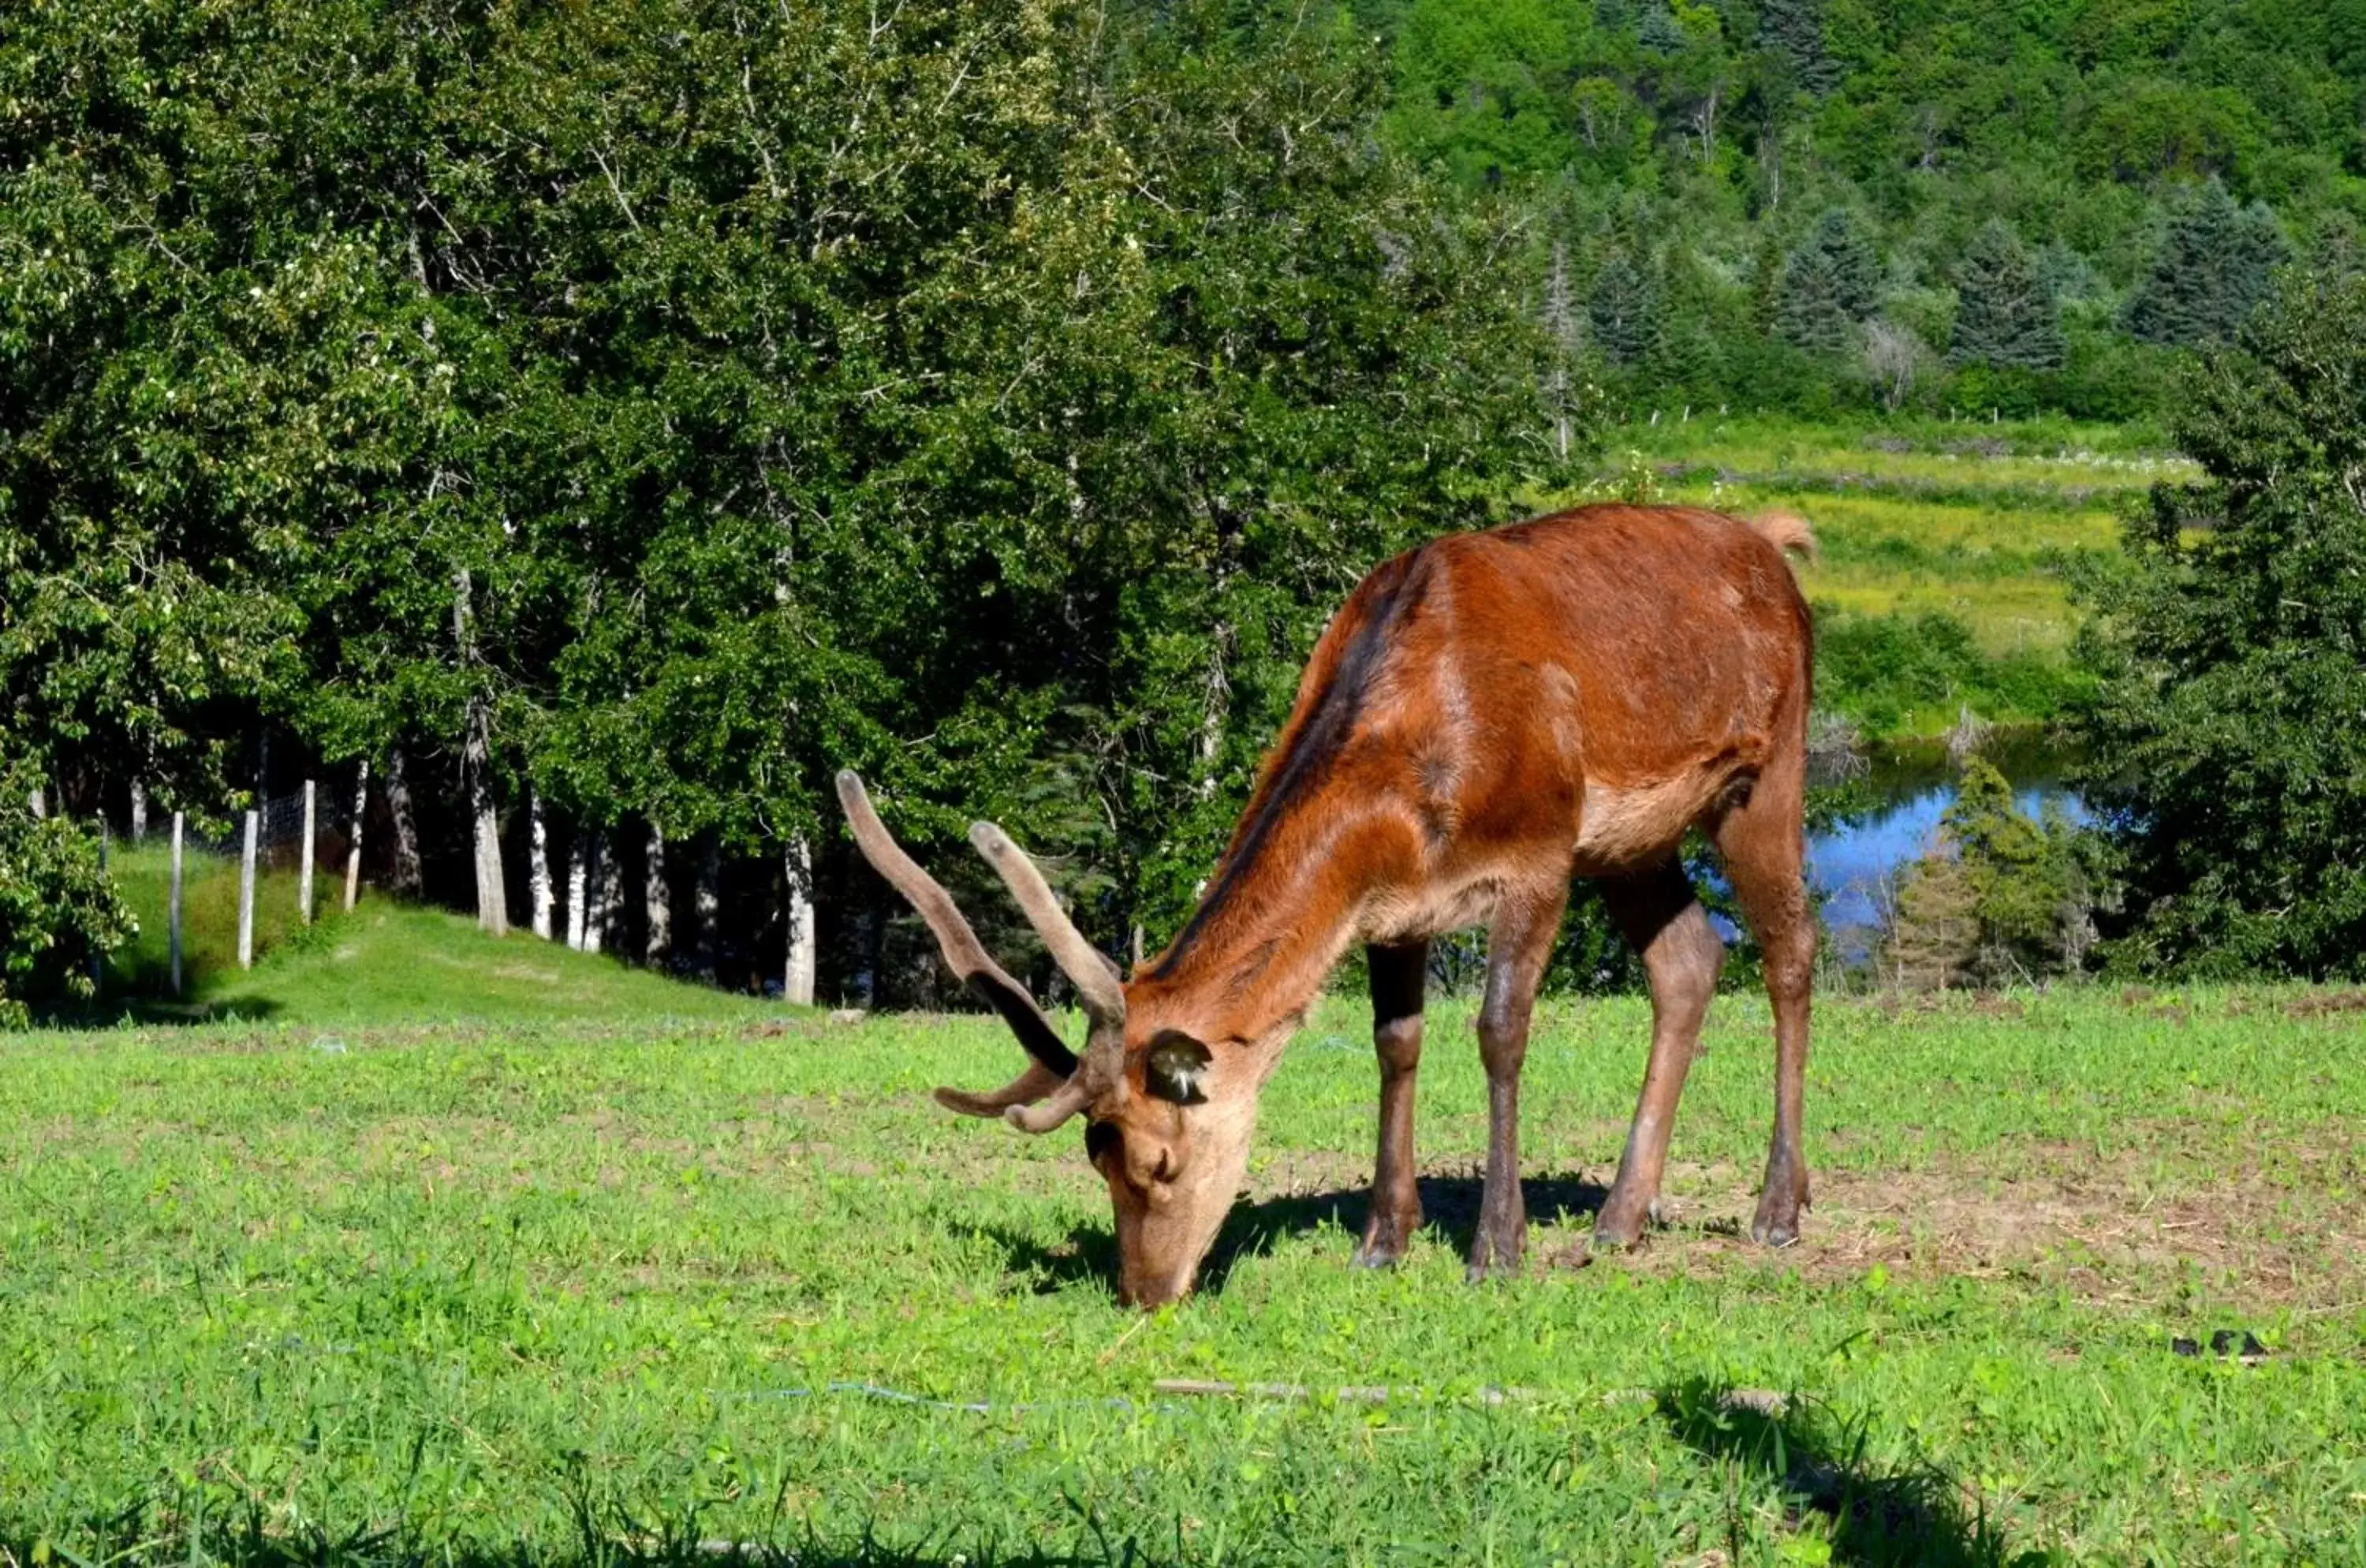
[837,771,1256,1307]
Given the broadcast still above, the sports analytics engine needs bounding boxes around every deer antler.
[834,773,1080,1121]
[965,823,1128,1128]
[967,822,1125,1029]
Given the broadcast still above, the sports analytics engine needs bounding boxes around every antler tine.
[835,771,1079,1082]
[967,821,1127,1029]
[1005,1076,1093,1134]
[935,1062,1066,1119]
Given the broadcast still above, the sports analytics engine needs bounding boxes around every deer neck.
[1134,808,1379,1047]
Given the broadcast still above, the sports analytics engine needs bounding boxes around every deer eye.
[1084,1120,1122,1168]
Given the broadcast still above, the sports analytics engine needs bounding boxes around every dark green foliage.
[1589,250,1661,363]
[1777,247,1853,355]
[2126,179,2292,345]
[1776,211,1882,356]
[1757,0,1841,95]
[0,0,1560,1003]
[2073,268,2366,977]
[1951,222,2066,370]
[1816,610,2088,735]
[0,775,130,1026]
[1638,2,1687,55]
[1887,759,2102,989]
[1808,211,1885,322]
[1381,0,2364,418]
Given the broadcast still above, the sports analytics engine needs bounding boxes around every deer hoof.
[1464,1238,1524,1282]
[1748,1208,1802,1249]
[1592,1189,1657,1251]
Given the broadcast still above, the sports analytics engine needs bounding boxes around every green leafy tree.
[1950,219,2065,369]
[2073,268,2366,976]
[0,763,130,1025]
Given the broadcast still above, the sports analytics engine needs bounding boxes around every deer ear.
[1144,1030,1215,1106]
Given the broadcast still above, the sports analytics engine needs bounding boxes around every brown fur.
[847,504,1821,1307]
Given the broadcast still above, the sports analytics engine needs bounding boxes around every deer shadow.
[961,1170,1611,1298]
[1657,1376,2035,1567]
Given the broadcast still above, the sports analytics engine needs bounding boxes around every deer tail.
[1745,509,1817,564]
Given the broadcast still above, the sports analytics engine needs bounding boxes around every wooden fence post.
[299,779,316,925]
[170,812,185,997]
[237,808,258,970]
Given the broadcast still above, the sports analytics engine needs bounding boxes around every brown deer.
[838,502,1817,1308]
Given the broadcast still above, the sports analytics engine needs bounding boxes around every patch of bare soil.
[1600,1154,2366,1312]
[1228,1144,2364,1311]
[2282,989,2366,1020]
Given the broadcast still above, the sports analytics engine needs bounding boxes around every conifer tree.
[1950,219,2064,369]
[1775,247,1849,355]
[2128,178,2291,345]
[1637,1,1686,54]
[1758,0,1841,95]
[1588,250,1660,364]
[1808,208,1883,321]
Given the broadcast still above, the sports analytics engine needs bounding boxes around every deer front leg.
[1468,890,1569,1282]
[1595,863,1723,1249]
[1355,941,1428,1268]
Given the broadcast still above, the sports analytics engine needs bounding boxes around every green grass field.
[6,920,2362,1565]
[1602,416,2195,672]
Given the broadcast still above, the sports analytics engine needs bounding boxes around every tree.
[0,761,130,1025]
[1776,209,1880,355]
[1776,245,1851,355]
[1950,219,2064,369]
[1589,249,1661,364]
[2126,177,2290,346]
[1758,0,1840,95]
[2073,268,2366,976]
[1807,209,1883,321]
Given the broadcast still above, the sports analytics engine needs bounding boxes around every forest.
[5,0,2365,1015]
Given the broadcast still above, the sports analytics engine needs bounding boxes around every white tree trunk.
[28,786,44,819]
[645,823,671,965]
[344,760,368,912]
[566,832,589,952]
[465,706,506,935]
[129,778,148,842]
[529,790,554,940]
[588,832,621,954]
[385,746,424,896]
[695,838,722,976]
[783,836,815,1005]
[454,567,507,936]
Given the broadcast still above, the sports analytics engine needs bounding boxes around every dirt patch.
[1610,1152,2365,1311]
[2285,990,2366,1020]
[1226,1141,2364,1311]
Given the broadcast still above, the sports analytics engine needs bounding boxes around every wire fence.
[109,783,345,998]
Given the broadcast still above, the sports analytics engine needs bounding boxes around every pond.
[1806,730,2088,954]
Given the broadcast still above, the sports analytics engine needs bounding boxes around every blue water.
[1808,780,2089,937]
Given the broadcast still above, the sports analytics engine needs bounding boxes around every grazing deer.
[839,503,1817,1307]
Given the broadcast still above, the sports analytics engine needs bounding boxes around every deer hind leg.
[1593,861,1724,1250]
[1467,886,1570,1282]
[1711,771,1816,1248]
[1354,940,1428,1269]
